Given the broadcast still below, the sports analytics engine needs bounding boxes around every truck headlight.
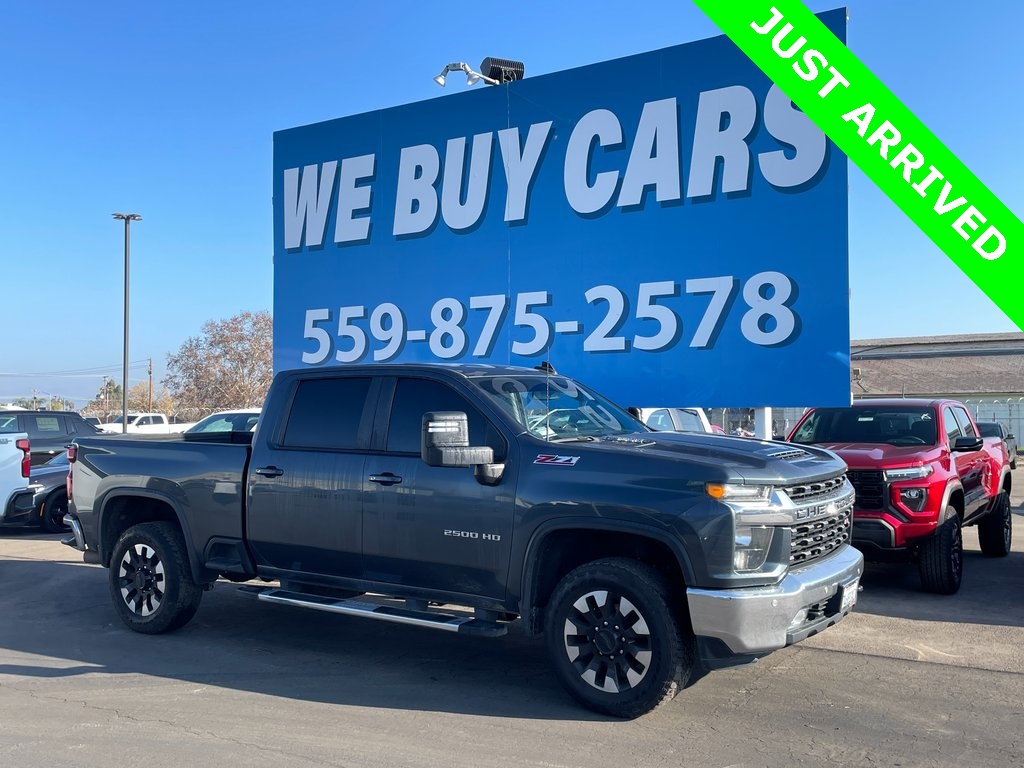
[883,465,933,482]
[706,483,772,502]
[898,487,928,512]
[733,525,775,572]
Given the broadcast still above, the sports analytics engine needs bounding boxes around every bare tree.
[163,310,273,420]
[125,382,175,416]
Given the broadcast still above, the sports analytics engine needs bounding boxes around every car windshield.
[471,375,646,441]
[107,415,138,426]
[44,452,69,467]
[791,406,938,446]
[186,411,260,433]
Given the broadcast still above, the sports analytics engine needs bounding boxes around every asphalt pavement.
[0,475,1022,768]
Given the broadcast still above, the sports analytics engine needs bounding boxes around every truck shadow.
[0,556,620,721]
[852,523,1024,629]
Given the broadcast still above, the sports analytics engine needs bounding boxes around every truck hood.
[801,442,943,469]
[559,432,846,485]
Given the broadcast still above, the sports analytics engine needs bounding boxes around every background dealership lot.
[0,478,1020,768]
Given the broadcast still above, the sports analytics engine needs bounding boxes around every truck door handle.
[369,473,403,486]
[254,466,284,477]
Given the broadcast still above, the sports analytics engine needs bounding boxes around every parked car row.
[4,389,1015,603]
[0,407,263,534]
[0,410,101,466]
[96,412,195,434]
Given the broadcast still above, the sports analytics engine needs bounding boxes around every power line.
[0,360,153,377]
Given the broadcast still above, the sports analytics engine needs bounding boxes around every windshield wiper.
[549,435,599,443]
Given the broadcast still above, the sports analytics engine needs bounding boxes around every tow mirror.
[421,412,494,468]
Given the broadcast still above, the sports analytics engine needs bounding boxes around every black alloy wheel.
[108,522,203,634]
[41,493,69,534]
[978,492,1012,557]
[544,558,692,718]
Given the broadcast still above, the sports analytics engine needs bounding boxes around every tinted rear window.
[26,415,66,438]
[283,378,372,450]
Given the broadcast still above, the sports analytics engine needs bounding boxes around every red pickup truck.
[788,399,1012,594]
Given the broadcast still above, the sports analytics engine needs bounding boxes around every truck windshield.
[791,406,938,446]
[471,375,647,440]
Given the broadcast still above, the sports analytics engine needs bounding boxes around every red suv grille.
[846,470,884,511]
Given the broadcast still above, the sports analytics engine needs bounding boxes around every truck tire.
[41,492,69,534]
[918,510,963,595]
[978,492,1012,557]
[543,558,692,718]
[108,522,203,634]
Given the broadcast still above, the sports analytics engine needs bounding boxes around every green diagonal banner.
[693,1,1023,331]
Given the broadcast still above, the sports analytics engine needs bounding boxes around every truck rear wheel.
[108,522,202,634]
[918,509,963,595]
[544,558,692,718]
[978,492,1012,557]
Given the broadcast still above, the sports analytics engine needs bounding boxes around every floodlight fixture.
[432,61,502,88]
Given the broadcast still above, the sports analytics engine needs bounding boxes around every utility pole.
[113,213,141,433]
[148,357,153,412]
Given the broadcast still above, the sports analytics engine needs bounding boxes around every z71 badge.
[534,454,580,466]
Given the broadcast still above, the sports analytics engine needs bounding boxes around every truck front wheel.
[108,522,203,634]
[918,509,963,594]
[543,558,692,718]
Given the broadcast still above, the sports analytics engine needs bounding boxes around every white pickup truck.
[0,432,34,527]
[632,406,714,433]
[97,413,194,434]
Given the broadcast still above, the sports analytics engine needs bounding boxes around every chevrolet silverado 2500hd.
[66,364,863,718]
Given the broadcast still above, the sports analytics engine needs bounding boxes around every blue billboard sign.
[272,10,849,406]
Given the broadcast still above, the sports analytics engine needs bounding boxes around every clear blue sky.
[1,1,1019,407]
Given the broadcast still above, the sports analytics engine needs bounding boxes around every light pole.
[113,213,141,433]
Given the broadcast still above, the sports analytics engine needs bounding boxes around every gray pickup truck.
[66,363,863,718]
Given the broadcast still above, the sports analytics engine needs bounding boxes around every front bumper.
[686,544,864,658]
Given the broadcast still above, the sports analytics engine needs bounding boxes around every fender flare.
[96,488,207,584]
[997,467,1011,494]
[518,517,696,618]
[939,479,965,520]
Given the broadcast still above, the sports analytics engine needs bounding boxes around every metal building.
[850,332,1024,439]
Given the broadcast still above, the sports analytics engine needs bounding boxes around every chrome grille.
[784,474,847,503]
[789,505,853,565]
[847,469,884,511]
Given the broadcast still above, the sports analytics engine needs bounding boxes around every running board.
[238,586,510,637]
